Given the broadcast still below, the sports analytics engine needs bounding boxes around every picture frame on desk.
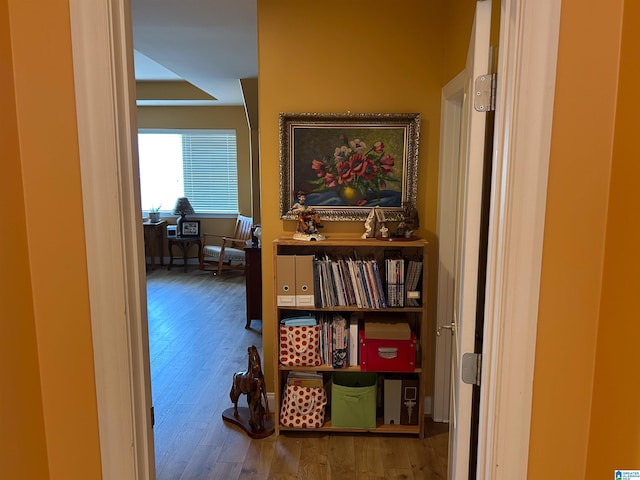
[279,112,420,222]
[180,220,200,237]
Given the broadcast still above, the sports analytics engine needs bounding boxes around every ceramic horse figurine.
[230,345,270,431]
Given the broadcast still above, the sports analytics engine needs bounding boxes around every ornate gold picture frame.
[279,112,420,222]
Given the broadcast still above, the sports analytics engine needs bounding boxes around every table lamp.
[173,197,195,236]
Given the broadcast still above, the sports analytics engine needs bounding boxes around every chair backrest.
[231,215,253,249]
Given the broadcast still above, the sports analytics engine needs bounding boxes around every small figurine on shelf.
[361,206,388,239]
[291,191,325,241]
[223,345,274,439]
[394,202,419,239]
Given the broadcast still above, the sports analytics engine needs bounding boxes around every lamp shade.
[172,197,195,216]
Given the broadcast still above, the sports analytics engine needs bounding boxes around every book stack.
[286,371,324,388]
[280,314,317,327]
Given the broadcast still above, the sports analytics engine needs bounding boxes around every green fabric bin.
[331,372,377,429]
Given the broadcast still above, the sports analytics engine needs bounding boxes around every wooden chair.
[199,215,253,275]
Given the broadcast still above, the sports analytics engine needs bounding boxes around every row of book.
[404,260,423,307]
[386,257,405,307]
[313,255,422,309]
[318,313,359,368]
[385,257,423,307]
[314,255,385,309]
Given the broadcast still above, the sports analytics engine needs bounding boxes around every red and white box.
[359,330,417,372]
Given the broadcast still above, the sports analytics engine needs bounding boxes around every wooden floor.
[146,267,448,480]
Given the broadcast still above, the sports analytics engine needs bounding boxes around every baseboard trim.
[267,392,275,413]
[424,396,432,416]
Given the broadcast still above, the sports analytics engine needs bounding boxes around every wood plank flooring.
[146,267,448,479]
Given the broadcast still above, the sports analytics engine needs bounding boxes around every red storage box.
[359,330,417,372]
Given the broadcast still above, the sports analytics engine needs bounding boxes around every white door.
[433,69,464,424]
[434,1,492,478]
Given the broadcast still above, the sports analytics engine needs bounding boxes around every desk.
[244,247,262,329]
[168,236,202,273]
[143,220,166,270]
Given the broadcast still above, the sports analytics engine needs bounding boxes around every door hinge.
[150,406,155,428]
[462,353,482,386]
[474,73,496,112]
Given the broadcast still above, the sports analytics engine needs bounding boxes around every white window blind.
[138,129,238,214]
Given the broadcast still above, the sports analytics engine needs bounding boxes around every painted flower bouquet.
[308,134,398,206]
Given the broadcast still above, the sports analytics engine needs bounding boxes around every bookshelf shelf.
[278,365,424,373]
[277,306,424,313]
[273,236,429,438]
[279,418,421,435]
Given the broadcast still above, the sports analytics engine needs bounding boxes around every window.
[138,129,238,214]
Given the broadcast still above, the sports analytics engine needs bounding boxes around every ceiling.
[131,0,257,106]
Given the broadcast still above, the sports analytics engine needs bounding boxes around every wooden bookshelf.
[273,237,429,438]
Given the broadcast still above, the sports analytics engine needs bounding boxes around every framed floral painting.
[279,112,420,221]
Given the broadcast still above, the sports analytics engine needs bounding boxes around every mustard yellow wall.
[441,1,475,80]
[439,0,501,84]
[528,0,624,477]
[257,0,445,390]
[137,105,253,222]
[585,1,640,477]
[5,1,102,478]
[0,0,49,477]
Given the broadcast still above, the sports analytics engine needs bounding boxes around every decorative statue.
[395,202,419,238]
[223,345,273,438]
[291,191,325,241]
[361,206,388,239]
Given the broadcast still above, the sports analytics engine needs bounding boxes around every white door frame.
[69,1,155,478]
[477,1,561,477]
[68,0,561,478]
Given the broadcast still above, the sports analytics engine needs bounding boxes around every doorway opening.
[130,2,262,474]
[69,0,561,478]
